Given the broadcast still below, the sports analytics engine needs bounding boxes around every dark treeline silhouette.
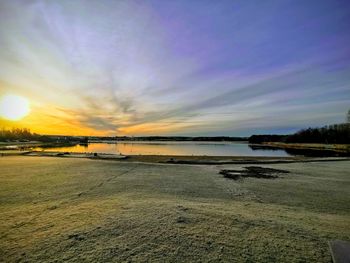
[249,123,350,144]
[0,128,66,143]
[3,124,349,144]
[1,128,248,143]
[285,123,349,144]
[0,128,37,141]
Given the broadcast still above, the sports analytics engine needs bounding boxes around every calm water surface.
[38,141,291,157]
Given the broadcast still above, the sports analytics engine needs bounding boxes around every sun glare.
[0,94,30,121]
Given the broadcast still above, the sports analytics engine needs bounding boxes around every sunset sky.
[0,0,349,136]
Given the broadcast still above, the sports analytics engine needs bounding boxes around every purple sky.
[0,0,349,136]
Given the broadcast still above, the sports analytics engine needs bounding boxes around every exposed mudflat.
[0,156,349,262]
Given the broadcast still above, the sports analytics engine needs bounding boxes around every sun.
[0,94,30,121]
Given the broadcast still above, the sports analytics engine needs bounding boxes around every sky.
[0,0,349,136]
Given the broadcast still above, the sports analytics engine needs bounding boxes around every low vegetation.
[0,128,38,141]
[0,128,86,145]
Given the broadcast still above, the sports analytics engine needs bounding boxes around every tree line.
[0,128,37,141]
[2,123,349,144]
[0,128,58,142]
[249,123,350,144]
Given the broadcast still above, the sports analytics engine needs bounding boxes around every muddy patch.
[220,166,289,180]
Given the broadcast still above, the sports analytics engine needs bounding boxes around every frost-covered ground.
[1,156,349,262]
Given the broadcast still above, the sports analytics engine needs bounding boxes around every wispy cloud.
[0,0,349,135]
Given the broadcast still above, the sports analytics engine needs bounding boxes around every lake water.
[37,141,291,157]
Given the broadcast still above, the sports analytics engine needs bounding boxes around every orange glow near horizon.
[0,94,193,136]
[0,102,107,136]
[0,100,177,136]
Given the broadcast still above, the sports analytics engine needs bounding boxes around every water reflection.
[248,144,345,157]
[36,141,292,157]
